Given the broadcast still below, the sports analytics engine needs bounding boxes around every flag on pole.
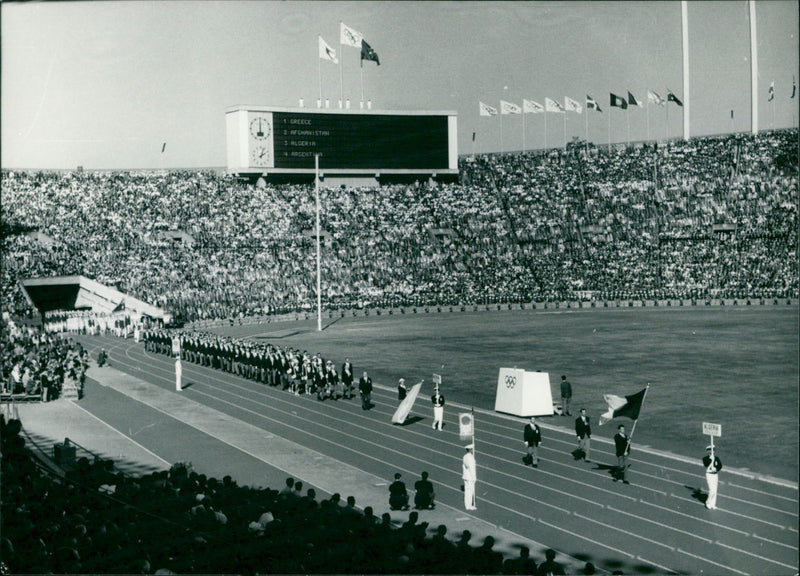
[523,99,544,113]
[586,95,602,112]
[340,22,363,47]
[319,36,338,63]
[565,96,583,113]
[459,412,475,441]
[628,91,643,108]
[500,100,522,114]
[361,39,380,65]
[610,93,628,109]
[791,77,796,99]
[545,97,565,113]
[599,388,647,425]
[667,91,683,107]
[768,81,775,102]
[647,89,665,106]
[391,382,422,424]
[161,142,166,153]
[479,102,498,116]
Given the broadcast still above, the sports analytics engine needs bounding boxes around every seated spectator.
[388,473,409,511]
[413,471,435,509]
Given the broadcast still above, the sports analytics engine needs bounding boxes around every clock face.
[251,146,271,167]
[249,116,271,140]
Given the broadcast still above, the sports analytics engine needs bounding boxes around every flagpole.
[339,23,344,108]
[318,38,323,105]
[471,406,477,509]
[607,107,611,148]
[522,111,526,153]
[646,101,651,142]
[584,107,589,150]
[500,112,504,154]
[625,383,650,451]
[544,111,548,151]
[360,59,365,105]
[563,112,567,150]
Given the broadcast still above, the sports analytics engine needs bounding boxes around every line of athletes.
[143,329,369,402]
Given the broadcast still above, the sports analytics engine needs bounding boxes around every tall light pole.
[315,154,322,332]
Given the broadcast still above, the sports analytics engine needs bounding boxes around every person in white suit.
[462,444,477,510]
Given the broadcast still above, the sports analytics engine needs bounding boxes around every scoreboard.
[226,106,458,176]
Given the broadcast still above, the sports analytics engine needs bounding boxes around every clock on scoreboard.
[226,106,458,174]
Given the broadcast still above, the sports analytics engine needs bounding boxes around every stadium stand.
[2,130,796,324]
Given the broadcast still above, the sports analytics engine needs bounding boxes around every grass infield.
[210,305,798,482]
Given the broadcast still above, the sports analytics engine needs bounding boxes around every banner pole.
[472,406,477,509]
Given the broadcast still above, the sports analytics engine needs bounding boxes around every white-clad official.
[431,388,445,431]
[703,446,723,509]
[462,444,477,510]
[175,357,182,391]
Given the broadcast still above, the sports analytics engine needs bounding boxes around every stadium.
[1,3,798,575]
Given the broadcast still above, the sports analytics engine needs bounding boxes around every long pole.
[681,1,690,140]
[522,111,526,153]
[318,38,323,104]
[749,1,758,134]
[315,154,322,332]
[471,406,477,509]
[563,112,567,150]
[500,113,504,154]
[360,60,364,105]
[339,24,344,109]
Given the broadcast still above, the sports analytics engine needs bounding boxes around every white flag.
[647,89,665,106]
[500,100,522,114]
[545,97,565,113]
[565,96,583,114]
[318,36,338,64]
[479,101,498,116]
[523,99,544,113]
[459,412,474,441]
[340,22,363,48]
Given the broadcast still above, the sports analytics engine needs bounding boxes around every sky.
[2,1,798,170]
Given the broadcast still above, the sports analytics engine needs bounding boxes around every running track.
[78,335,798,575]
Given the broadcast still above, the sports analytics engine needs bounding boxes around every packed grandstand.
[2,129,797,325]
[1,129,797,574]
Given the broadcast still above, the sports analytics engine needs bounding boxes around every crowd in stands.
[2,413,575,574]
[1,317,87,400]
[1,130,796,323]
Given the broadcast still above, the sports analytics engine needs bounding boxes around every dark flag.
[667,92,683,107]
[768,82,774,102]
[161,142,166,153]
[599,388,647,425]
[586,94,602,112]
[627,91,642,107]
[361,40,380,66]
[610,92,628,109]
[791,77,796,99]
[472,132,476,142]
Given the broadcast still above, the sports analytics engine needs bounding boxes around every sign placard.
[702,422,722,437]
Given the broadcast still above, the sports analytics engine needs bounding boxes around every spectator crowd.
[2,413,570,574]
[2,130,796,323]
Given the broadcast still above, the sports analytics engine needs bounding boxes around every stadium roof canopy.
[20,275,167,320]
